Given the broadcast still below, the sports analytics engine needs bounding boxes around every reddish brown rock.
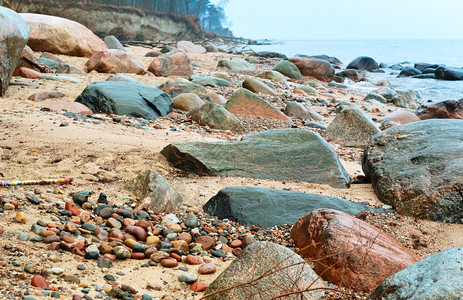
[225,88,290,121]
[148,50,193,77]
[288,57,335,82]
[241,235,256,249]
[40,230,56,237]
[171,240,189,252]
[230,239,242,248]
[0,225,3,235]
[190,281,208,292]
[131,252,145,259]
[31,275,49,288]
[186,255,202,265]
[43,235,61,244]
[85,49,145,74]
[13,67,42,79]
[198,264,217,275]
[178,232,192,243]
[28,90,66,102]
[160,258,178,268]
[377,110,420,124]
[290,208,420,292]
[125,226,147,241]
[65,202,80,216]
[336,69,366,82]
[416,99,463,120]
[61,235,75,244]
[150,251,170,263]
[40,101,93,114]
[177,41,206,54]
[170,252,181,262]
[195,236,216,251]
[21,13,108,57]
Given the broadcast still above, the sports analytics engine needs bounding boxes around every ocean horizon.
[245,39,463,101]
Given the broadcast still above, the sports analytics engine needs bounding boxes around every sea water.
[247,39,463,101]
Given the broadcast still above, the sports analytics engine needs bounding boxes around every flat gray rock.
[75,81,172,120]
[370,247,463,299]
[161,129,350,188]
[363,119,463,222]
[204,186,384,227]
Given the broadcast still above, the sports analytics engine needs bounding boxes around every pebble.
[31,275,49,288]
[170,224,182,233]
[51,267,64,275]
[84,251,100,260]
[185,255,202,265]
[161,213,180,226]
[97,259,112,269]
[150,251,170,263]
[17,233,30,241]
[104,274,116,282]
[178,273,198,284]
[113,246,131,259]
[190,281,208,292]
[160,258,178,268]
[185,214,199,228]
[3,203,15,210]
[15,212,27,223]
[198,264,217,274]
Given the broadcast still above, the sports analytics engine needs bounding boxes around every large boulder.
[363,119,463,222]
[204,187,384,227]
[161,129,351,188]
[148,50,193,77]
[217,58,255,72]
[324,107,380,147]
[0,7,30,96]
[85,49,145,74]
[291,209,419,292]
[346,56,379,71]
[125,169,182,213]
[224,88,289,121]
[272,60,303,80]
[177,41,206,54]
[172,93,205,112]
[416,99,463,120]
[284,102,323,121]
[190,103,245,132]
[75,81,172,120]
[370,247,463,299]
[288,57,335,82]
[20,13,108,57]
[336,69,365,82]
[391,90,420,109]
[204,242,326,299]
[158,81,209,101]
[435,66,463,80]
[398,66,422,77]
[242,77,276,96]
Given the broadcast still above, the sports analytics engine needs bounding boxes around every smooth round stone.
[178,273,198,284]
[162,228,174,237]
[17,233,30,241]
[146,236,160,245]
[178,232,192,243]
[161,258,178,268]
[104,274,116,281]
[106,218,121,229]
[141,294,152,300]
[118,210,134,219]
[86,244,100,253]
[15,212,27,223]
[113,246,131,259]
[97,259,112,269]
[84,251,100,260]
[3,203,15,210]
[190,281,208,292]
[198,264,217,274]
[169,224,182,233]
[185,255,202,265]
[185,215,199,228]
[161,214,180,226]
[98,193,108,204]
[99,207,114,219]
[51,267,64,275]
[136,211,150,219]
[81,223,97,232]
[124,238,137,248]
[211,250,227,258]
[166,233,178,241]
[132,244,145,253]
[43,235,61,244]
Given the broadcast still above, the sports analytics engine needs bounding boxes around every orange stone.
[190,281,208,292]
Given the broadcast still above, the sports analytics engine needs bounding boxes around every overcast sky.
[223,0,463,40]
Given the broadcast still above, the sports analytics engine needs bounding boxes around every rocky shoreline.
[1,6,463,300]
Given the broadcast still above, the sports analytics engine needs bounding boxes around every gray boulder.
[0,7,30,96]
[203,186,384,227]
[125,169,182,213]
[392,90,420,109]
[272,60,303,80]
[204,242,325,299]
[363,119,463,222]
[364,92,388,104]
[370,247,463,300]
[284,102,323,121]
[325,107,380,147]
[75,81,172,120]
[217,58,255,72]
[346,56,379,71]
[190,102,245,132]
[435,66,463,81]
[161,129,351,188]
[103,35,126,52]
[190,75,231,87]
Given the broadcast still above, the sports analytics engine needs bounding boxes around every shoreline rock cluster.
[1,6,463,300]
